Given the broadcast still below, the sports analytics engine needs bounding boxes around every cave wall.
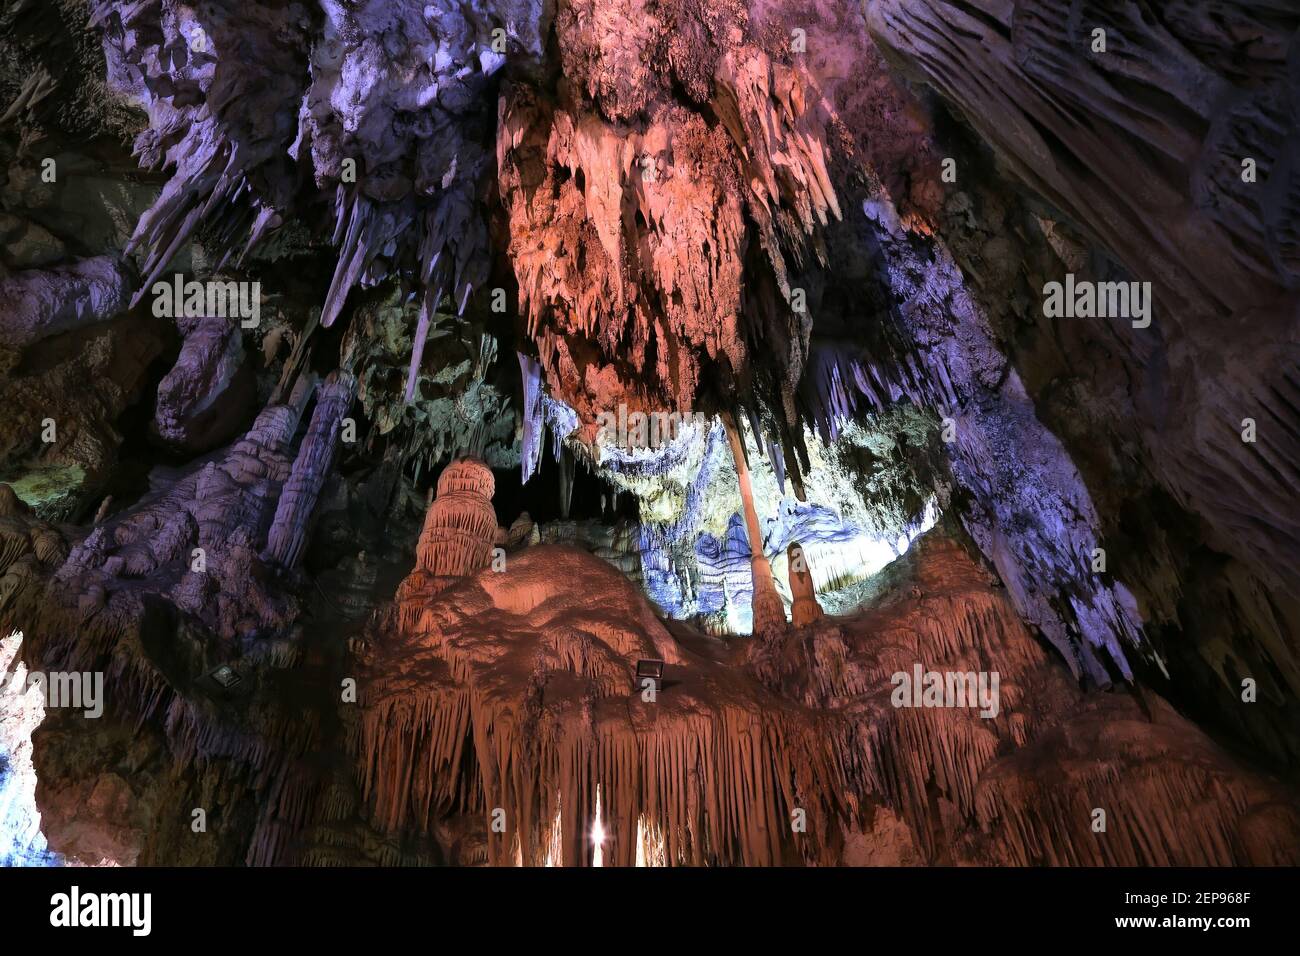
[863,0,1300,766]
[0,0,1297,866]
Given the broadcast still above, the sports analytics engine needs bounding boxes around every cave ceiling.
[0,0,1297,870]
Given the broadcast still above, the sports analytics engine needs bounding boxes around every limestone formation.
[0,0,1296,872]
[402,458,499,598]
[787,543,823,628]
[357,534,1300,867]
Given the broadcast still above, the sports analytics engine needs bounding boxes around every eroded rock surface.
[0,0,1296,869]
[355,533,1300,866]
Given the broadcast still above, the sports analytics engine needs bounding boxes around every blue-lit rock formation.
[539,404,942,632]
[856,194,1147,686]
[0,633,60,867]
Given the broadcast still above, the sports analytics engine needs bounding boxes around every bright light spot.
[785,496,941,596]
[591,786,605,867]
[542,801,562,867]
[0,631,59,866]
[635,815,666,867]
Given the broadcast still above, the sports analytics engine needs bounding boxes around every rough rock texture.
[858,192,1148,687]
[301,0,541,327]
[867,0,1300,591]
[0,632,60,865]
[265,370,356,568]
[588,405,939,632]
[497,1,840,434]
[345,296,520,476]
[402,456,498,591]
[857,0,1300,763]
[0,382,364,864]
[91,0,545,331]
[44,395,319,649]
[1,0,1297,869]
[0,255,135,348]
[153,313,255,453]
[0,318,164,520]
[94,0,313,300]
[355,533,1300,866]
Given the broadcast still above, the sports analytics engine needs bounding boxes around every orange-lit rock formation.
[356,530,1300,866]
[722,411,786,638]
[400,458,499,600]
[497,0,842,435]
[786,543,823,628]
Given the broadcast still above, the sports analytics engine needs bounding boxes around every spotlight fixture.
[635,659,665,693]
[207,664,242,689]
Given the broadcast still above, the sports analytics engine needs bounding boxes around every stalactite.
[558,446,575,521]
[403,300,435,406]
[721,411,786,638]
[495,18,842,430]
[7,0,1298,871]
[518,352,544,484]
[860,192,1147,687]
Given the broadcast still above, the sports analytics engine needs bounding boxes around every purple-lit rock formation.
[855,193,1146,687]
[154,314,255,453]
[867,0,1300,599]
[0,0,1297,869]
[0,256,134,348]
[265,370,356,568]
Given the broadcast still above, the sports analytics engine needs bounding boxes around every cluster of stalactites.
[495,21,844,434]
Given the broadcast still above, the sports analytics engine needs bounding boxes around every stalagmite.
[154,314,254,453]
[5,0,1299,873]
[721,412,785,638]
[787,543,823,628]
[403,458,499,595]
[353,534,1300,868]
[264,370,357,569]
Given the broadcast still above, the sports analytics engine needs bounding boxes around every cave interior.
[0,0,1298,867]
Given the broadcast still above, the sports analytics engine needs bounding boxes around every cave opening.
[491,440,638,528]
[0,632,59,867]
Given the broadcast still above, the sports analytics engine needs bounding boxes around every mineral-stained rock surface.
[355,533,1300,866]
[404,456,499,589]
[0,0,1297,868]
[153,313,255,453]
[0,255,135,348]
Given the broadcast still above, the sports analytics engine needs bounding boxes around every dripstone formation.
[0,1,1297,867]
